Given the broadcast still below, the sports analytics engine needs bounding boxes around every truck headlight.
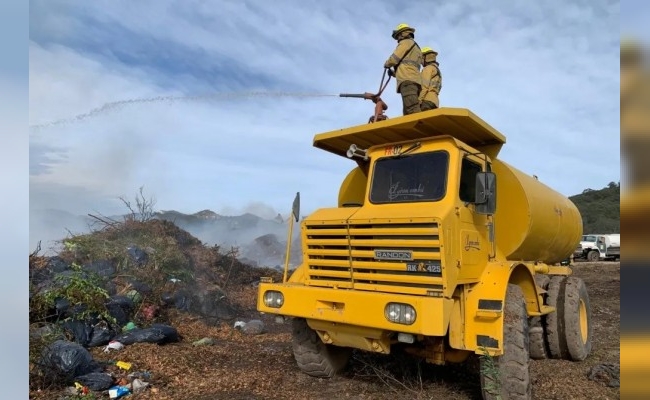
[384,303,416,325]
[263,290,284,308]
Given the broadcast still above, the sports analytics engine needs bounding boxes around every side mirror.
[475,172,496,215]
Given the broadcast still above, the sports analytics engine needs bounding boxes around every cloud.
[29,0,620,248]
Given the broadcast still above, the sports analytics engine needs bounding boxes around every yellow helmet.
[392,23,415,39]
[421,46,438,56]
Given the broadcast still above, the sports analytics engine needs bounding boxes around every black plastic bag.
[127,245,149,266]
[87,320,115,348]
[75,372,115,391]
[62,320,92,347]
[112,324,179,345]
[82,259,116,279]
[105,295,134,327]
[39,340,101,384]
[150,323,180,343]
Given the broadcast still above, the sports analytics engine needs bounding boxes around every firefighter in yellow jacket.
[419,47,442,111]
[384,23,423,115]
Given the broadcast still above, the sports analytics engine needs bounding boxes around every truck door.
[597,236,606,256]
[456,154,489,281]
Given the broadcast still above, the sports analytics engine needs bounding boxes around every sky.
[29,0,621,250]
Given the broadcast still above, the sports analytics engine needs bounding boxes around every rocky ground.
[28,219,620,400]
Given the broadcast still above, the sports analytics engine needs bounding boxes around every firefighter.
[384,23,422,115]
[419,46,442,111]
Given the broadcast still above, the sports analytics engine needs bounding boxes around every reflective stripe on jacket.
[384,38,422,93]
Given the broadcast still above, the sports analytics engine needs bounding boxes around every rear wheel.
[480,284,531,399]
[563,277,593,361]
[544,276,593,361]
[292,318,352,378]
[529,275,550,360]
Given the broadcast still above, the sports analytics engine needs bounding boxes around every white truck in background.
[573,233,620,261]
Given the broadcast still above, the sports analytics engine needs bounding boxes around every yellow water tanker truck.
[257,108,592,399]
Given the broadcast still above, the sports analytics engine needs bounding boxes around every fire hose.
[339,68,393,123]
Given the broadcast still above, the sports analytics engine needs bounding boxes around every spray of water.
[29,91,339,130]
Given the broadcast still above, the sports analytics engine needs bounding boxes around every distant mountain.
[570,182,620,234]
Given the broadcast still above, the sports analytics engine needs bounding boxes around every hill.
[570,182,620,234]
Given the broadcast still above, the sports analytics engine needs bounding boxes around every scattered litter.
[74,382,89,395]
[103,341,125,353]
[192,337,216,346]
[234,321,246,329]
[115,361,133,371]
[108,385,131,399]
[169,278,182,283]
[127,371,152,381]
[132,378,150,393]
[126,289,142,304]
[122,322,137,332]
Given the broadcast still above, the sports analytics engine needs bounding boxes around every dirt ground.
[30,261,619,400]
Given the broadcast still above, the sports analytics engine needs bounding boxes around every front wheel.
[292,318,352,378]
[480,284,532,399]
[587,250,599,262]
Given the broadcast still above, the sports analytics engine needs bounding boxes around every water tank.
[493,159,582,264]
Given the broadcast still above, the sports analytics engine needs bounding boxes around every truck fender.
[448,262,541,356]
[288,264,307,283]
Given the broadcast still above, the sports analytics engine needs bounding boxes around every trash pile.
[29,217,282,396]
[40,340,158,398]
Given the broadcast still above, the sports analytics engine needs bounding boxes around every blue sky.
[29,0,620,249]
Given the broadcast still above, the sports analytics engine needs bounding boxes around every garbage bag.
[75,372,115,391]
[127,245,149,266]
[150,323,180,343]
[82,260,116,279]
[62,320,92,347]
[112,324,179,345]
[112,328,165,345]
[39,340,101,383]
[87,321,115,348]
[105,295,134,326]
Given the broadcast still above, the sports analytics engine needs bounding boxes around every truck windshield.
[583,235,597,242]
[370,151,448,204]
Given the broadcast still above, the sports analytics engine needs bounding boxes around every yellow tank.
[492,159,582,264]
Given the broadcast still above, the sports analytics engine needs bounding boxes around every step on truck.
[257,108,593,400]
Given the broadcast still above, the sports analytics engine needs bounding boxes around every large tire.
[544,276,569,359]
[529,275,550,360]
[292,318,352,378]
[563,277,593,361]
[480,284,531,400]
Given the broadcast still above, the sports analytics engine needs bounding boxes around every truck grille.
[304,221,443,295]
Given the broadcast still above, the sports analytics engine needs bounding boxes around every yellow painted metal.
[492,159,583,264]
[257,282,453,337]
[313,107,506,159]
[451,262,539,355]
[338,167,367,207]
[308,319,392,354]
[282,213,294,283]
